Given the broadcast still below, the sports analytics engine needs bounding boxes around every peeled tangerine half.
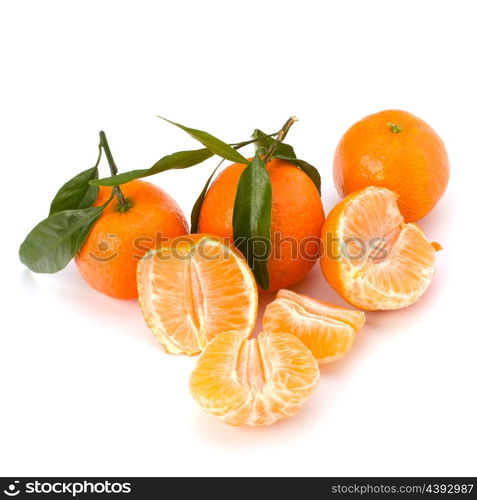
[190,331,319,426]
[263,289,365,363]
[137,234,258,355]
[320,187,438,310]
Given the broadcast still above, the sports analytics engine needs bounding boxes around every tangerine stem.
[263,116,298,163]
[387,123,403,134]
[99,131,131,212]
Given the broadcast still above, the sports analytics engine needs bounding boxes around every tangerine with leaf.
[76,179,188,300]
[198,119,325,291]
[75,133,188,300]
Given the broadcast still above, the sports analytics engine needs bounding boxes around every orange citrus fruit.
[320,186,437,310]
[263,289,365,363]
[76,180,188,300]
[199,158,325,291]
[137,234,258,355]
[333,109,449,221]
[190,331,319,426]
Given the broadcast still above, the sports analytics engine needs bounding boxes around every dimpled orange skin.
[319,195,350,297]
[199,158,325,292]
[76,180,188,300]
[333,109,449,222]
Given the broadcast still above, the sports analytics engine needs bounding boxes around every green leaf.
[19,206,105,273]
[274,155,322,194]
[190,162,223,233]
[252,129,297,158]
[49,166,99,214]
[91,133,280,187]
[159,116,248,164]
[49,146,102,214]
[232,153,272,290]
[252,130,321,194]
[231,132,277,149]
[91,148,213,186]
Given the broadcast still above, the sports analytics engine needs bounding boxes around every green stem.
[263,116,298,162]
[93,143,103,169]
[99,131,131,211]
[387,122,403,134]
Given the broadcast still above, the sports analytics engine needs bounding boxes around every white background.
[1,0,476,477]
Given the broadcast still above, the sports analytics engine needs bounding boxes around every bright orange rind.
[320,187,437,310]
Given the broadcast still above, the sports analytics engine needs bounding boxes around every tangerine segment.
[190,331,319,426]
[263,290,365,363]
[137,235,258,355]
[320,187,437,311]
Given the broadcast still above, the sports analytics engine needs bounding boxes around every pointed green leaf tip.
[49,166,99,214]
[19,206,105,273]
[49,147,101,214]
[387,122,403,133]
[190,162,223,233]
[158,116,248,164]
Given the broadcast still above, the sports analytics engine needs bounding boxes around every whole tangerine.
[76,179,188,299]
[198,158,325,291]
[333,109,449,221]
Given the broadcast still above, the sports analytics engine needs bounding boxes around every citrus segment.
[320,187,437,310]
[190,331,319,426]
[137,234,257,355]
[263,290,365,363]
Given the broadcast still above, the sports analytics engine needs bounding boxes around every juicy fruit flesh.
[190,331,320,426]
[263,290,366,363]
[137,236,257,355]
[322,187,437,310]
